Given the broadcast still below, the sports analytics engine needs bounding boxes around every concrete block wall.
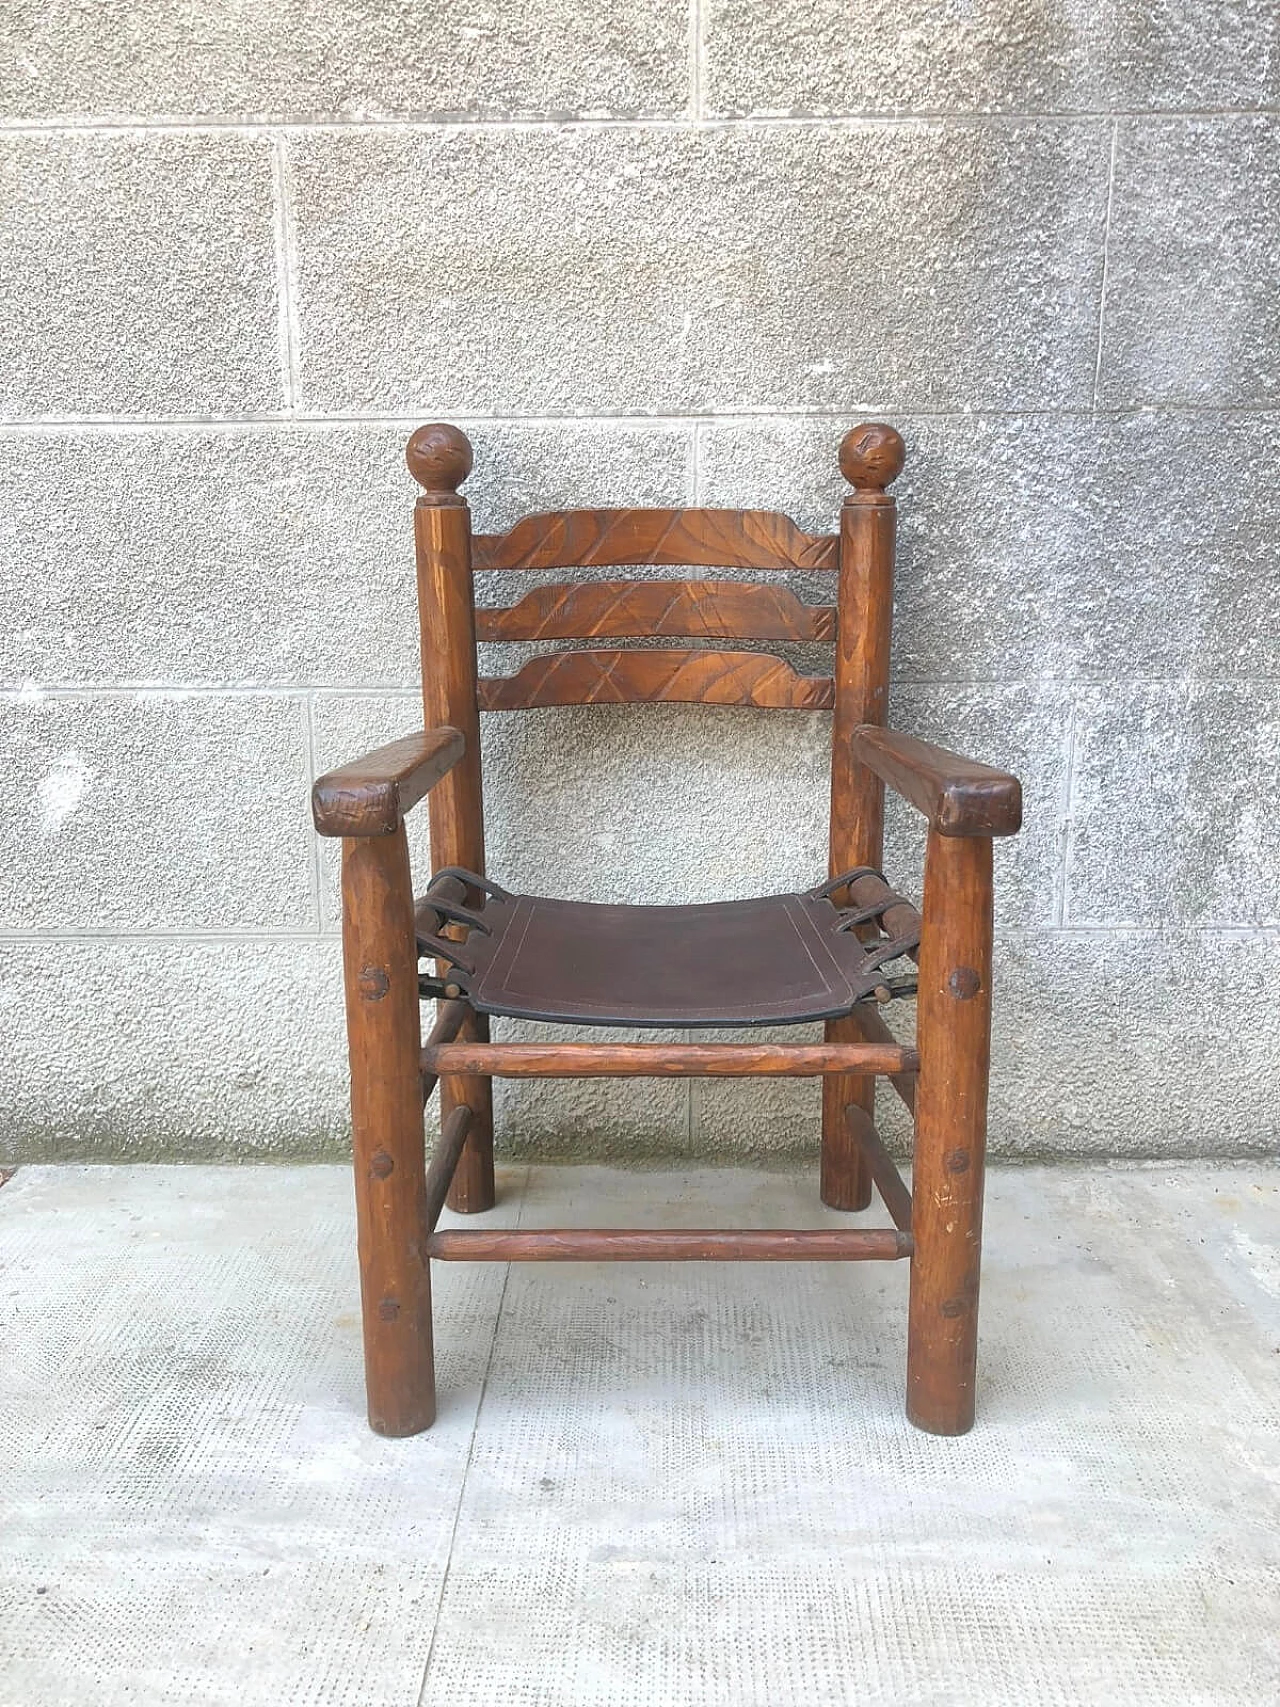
[2,3,1277,1162]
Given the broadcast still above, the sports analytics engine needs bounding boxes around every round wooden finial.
[838,422,906,493]
[406,423,473,504]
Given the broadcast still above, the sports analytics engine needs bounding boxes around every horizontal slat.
[475,579,837,643]
[477,649,835,711]
[472,509,838,572]
[420,1041,919,1078]
[427,1228,913,1261]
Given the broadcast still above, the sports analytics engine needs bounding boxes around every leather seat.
[415,868,919,1028]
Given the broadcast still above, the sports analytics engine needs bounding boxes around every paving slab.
[2,1163,1277,1706]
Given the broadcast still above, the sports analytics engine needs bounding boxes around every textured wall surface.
[2,3,1277,1163]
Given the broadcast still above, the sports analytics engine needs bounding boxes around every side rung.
[847,1003,917,1114]
[427,1228,912,1262]
[419,999,469,1107]
[423,1103,473,1232]
[420,1041,919,1079]
[847,1104,913,1233]
[474,580,838,643]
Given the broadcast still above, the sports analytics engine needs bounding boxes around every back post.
[407,424,495,1214]
[823,423,907,1211]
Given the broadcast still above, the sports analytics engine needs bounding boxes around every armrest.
[312,726,464,838]
[851,725,1022,838]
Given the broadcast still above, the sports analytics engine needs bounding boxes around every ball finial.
[838,422,906,494]
[406,423,473,504]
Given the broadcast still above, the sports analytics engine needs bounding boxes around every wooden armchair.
[312,422,1022,1438]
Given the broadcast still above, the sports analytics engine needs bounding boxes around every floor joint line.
[415,1163,529,1706]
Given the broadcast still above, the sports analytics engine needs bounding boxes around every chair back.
[407,422,906,885]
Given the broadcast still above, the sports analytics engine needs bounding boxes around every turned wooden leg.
[342,827,435,1436]
[821,1015,873,1210]
[444,1008,495,1214]
[907,832,993,1436]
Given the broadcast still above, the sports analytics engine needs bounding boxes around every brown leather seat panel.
[421,878,918,1029]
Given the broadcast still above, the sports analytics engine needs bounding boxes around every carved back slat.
[475,579,837,643]
[405,421,905,884]
[476,649,836,711]
[472,509,838,572]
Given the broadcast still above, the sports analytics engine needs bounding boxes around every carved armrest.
[851,725,1022,838]
[312,727,464,838]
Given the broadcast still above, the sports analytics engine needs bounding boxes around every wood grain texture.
[439,1005,494,1214]
[420,1041,918,1078]
[414,492,495,1214]
[845,869,923,962]
[428,1228,912,1262]
[415,503,486,875]
[341,827,434,1437]
[475,579,837,643]
[419,1000,468,1109]
[311,416,1022,1434]
[907,831,994,1437]
[824,434,902,1211]
[477,649,836,711]
[845,1102,913,1233]
[405,422,472,506]
[821,1019,875,1211]
[423,1102,473,1233]
[829,498,896,872]
[472,508,839,572]
[847,1002,917,1115]
[851,724,1023,838]
[312,726,464,838]
[838,422,907,492]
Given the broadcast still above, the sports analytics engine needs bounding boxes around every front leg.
[906,831,993,1436]
[342,827,435,1436]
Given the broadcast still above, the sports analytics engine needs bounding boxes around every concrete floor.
[1,1162,1277,1707]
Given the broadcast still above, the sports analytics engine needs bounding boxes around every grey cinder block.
[700,412,1280,684]
[1100,117,1280,408]
[490,1021,692,1163]
[0,134,279,419]
[0,940,348,1163]
[0,692,315,931]
[1067,683,1280,928]
[0,429,414,688]
[695,928,1280,1165]
[0,421,692,692]
[0,0,688,123]
[289,123,1109,415]
[884,684,1071,930]
[990,930,1280,1157]
[702,0,1280,118]
[0,10,1273,1169]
